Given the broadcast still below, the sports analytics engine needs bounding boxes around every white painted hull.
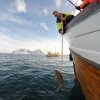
[65,5,100,65]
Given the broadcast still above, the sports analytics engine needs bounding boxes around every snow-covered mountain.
[12,49,44,55]
[32,49,44,55]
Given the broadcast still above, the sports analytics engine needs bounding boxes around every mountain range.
[12,49,44,55]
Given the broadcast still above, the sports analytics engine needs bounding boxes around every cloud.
[0,32,69,54]
[15,0,27,13]
[0,33,52,53]
[0,33,39,53]
[0,33,19,52]
[7,0,27,14]
[55,0,62,8]
[40,22,49,31]
[43,8,48,16]
[0,12,32,25]
[0,0,32,26]
[35,37,70,54]
[7,2,17,14]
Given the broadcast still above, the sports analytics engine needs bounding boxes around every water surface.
[0,54,85,100]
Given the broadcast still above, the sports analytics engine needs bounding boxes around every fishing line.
[67,0,81,11]
[54,0,64,93]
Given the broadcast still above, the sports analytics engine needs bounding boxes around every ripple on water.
[0,54,85,100]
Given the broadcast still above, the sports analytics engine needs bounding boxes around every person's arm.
[76,0,89,10]
[80,0,89,9]
[57,22,63,34]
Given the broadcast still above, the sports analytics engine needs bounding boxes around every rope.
[54,0,64,93]
[61,14,64,68]
[56,0,64,70]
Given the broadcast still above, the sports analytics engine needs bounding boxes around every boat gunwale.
[65,3,100,33]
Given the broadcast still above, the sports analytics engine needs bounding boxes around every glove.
[76,6,80,10]
[60,30,63,35]
[59,29,63,35]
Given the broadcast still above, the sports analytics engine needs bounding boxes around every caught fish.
[54,70,63,92]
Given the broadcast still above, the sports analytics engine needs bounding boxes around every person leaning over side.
[76,0,89,10]
[53,11,74,35]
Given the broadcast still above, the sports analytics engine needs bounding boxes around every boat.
[65,2,100,100]
[46,52,60,57]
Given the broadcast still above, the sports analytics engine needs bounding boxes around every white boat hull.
[65,5,100,65]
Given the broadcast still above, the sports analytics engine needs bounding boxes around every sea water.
[0,54,85,100]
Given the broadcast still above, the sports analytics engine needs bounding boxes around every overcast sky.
[0,0,81,54]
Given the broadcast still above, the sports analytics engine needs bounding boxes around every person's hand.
[76,6,80,10]
[59,30,63,35]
